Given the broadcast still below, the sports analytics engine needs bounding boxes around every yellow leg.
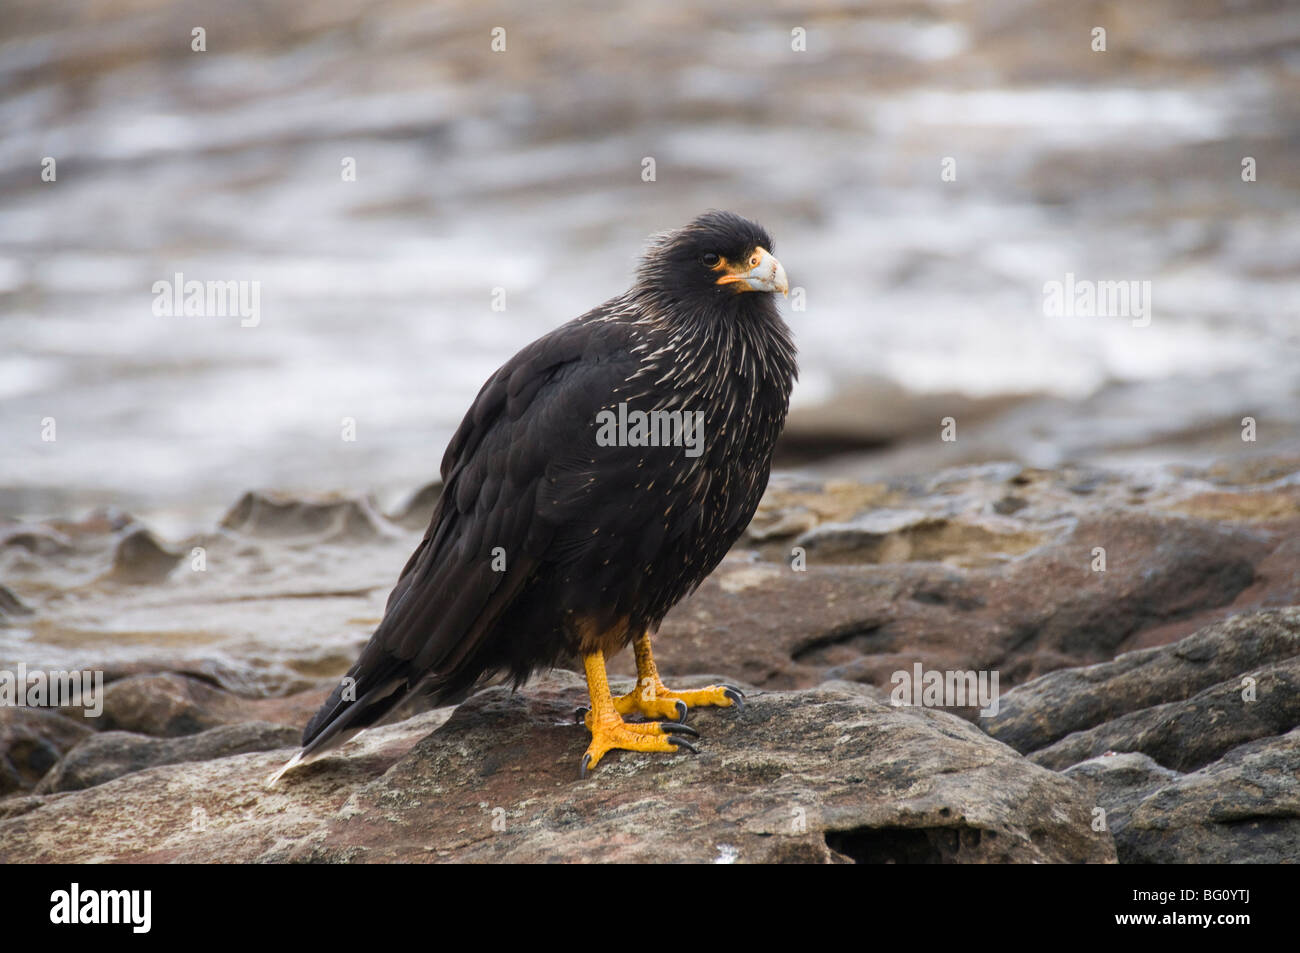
[580,651,698,777]
[612,631,745,722]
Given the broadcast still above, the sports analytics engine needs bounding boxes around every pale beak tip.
[773,261,789,297]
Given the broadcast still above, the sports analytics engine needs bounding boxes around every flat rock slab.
[35,722,301,793]
[1029,657,1300,773]
[985,609,1300,755]
[990,609,1300,862]
[1067,731,1300,864]
[0,675,1114,864]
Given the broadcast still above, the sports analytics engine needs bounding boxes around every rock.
[12,459,1300,711]
[48,508,135,537]
[239,685,337,728]
[1098,730,1300,864]
[220,491,398,542]
[0,584,35,621]
[0,796,47,820]
[1200,455,1300,487]
[640,510,1271,694]
[0,674,1115,864]
[3,459,1299,863]
[95,673,331,737]
[388,480,443,530]
[984,609,1300,753]
[794,509,1046,567]
[0,707,93,795]
[35,722,301,793]
[103,528,182,584]
[1029,658,1300,772]
[992,495,1029,515]
[1064,753,1181,850]
[778,379,1027,467]
[744,477,894,542]
[990,610,1300,862]
[97,674,247,736]
[0,526,73,558]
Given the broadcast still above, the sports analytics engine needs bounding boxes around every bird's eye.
[701,253,720,267]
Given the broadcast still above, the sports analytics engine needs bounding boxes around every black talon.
[724,688,745,711]
[674,700,689,723]
[661,722,700,738]
[579,753,592,779]
[669,738,698,755]
[722,684,746,698]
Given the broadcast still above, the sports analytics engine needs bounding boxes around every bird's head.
[636,210,789,310]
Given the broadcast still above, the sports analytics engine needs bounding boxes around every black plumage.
[282,210,796,777]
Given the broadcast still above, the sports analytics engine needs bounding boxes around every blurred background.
[3,0,1299,536]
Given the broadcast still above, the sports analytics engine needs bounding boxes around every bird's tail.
[264,663,411,787]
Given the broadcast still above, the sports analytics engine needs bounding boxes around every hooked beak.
[715,247,789,296]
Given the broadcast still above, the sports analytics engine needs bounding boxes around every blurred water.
[2,0,1299,535]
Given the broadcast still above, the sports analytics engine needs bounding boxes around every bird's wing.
[297,313,649,757]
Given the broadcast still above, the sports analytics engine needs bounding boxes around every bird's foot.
[611,679,745,723]
[579,711,699,777]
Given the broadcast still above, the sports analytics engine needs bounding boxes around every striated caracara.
[271,209,796,781]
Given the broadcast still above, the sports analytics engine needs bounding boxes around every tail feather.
[264,750,304,787]
[264,672,409,787]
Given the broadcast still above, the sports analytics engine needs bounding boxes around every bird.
[269,210,796,783]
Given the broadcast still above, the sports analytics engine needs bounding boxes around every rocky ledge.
[1,456,1298,862]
